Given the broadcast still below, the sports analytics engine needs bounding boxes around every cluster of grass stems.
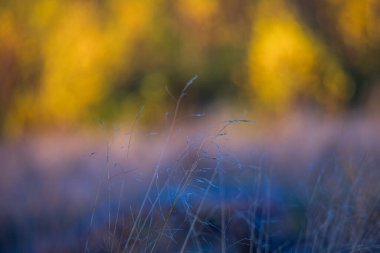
[84,76,379,253]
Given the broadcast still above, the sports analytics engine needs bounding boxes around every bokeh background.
[1,1,380,252]
[1,0,380,138]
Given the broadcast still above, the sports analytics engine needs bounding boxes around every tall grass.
[83,77,380,253]
[1,78,378,253]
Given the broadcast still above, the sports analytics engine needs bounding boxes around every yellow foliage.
[176,0,218,23]
[0,11,15,42]
[4,0,157,135]
[329,0,380,49]
[1,0,375,136]
[36,3,106,122]
[248,0,353,114]
[29,0,60,31]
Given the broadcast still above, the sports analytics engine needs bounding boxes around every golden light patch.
[248,0,352,114]
[177,0,218,23]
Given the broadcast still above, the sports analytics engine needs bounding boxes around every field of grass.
[1,85,379,253]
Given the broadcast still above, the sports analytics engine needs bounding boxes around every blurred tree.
[2,0,157,136]
[295,0,380,106]
[0,0,379,137]
[247,0,353,115]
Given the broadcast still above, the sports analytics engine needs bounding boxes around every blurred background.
[1,1,380,252]
[1,0,380,138]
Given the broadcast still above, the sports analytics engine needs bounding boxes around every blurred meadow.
[1,0,380,252]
